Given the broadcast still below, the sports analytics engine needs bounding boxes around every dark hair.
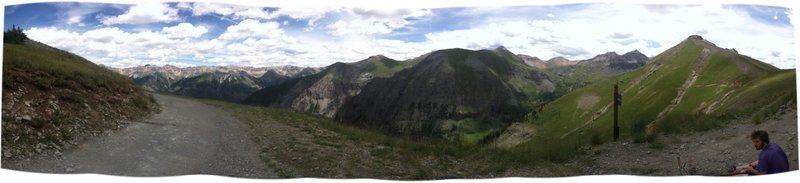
[750,130,770,144]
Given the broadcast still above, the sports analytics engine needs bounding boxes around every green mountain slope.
[2,41,158,160]
[335,47,555,143]
[497,36,795,151]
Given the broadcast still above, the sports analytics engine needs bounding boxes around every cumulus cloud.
[412,4,795,67]
[161,23,209,38]
[177,2,271,20]
[218,19,284,40]
[101,3,179,25]
[324,8,431,36]
[266,7,343,27]
[18,3,795,69]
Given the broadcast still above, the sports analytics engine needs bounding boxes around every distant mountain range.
[110,35,793,146]
[111,65,320,102]
[243,46,650,142]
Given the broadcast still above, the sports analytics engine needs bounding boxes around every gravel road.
[3,94,276,178]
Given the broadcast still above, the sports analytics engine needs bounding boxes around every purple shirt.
[756,143,790,174]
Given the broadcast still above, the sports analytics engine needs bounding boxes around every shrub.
[4,25,28,44]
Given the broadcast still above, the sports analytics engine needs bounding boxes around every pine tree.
[4,24,28,44]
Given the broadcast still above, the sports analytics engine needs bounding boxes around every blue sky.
[2,1,796,69]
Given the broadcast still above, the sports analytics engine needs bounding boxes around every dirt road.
[3,94,276,178]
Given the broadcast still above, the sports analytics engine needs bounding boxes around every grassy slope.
[3,43,134,89]
[363,56,410,76]
[2,42,158,160]
[201,97,583,178]
[500,39,795,162]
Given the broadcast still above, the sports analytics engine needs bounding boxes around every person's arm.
[749,160,759,167]
[745,165,766,175]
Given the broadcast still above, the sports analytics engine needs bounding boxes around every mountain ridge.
[493,35,795,149]
[112,65,321,102]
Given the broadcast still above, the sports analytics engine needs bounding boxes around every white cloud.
[101,3,179,25]
[25,27,84,49]
[234,8,271,19]
[323,8,431,36]
[55,2,117,26]
[410,4,795,68]
[326,19,392,36]
[20,3,795,69]
[178,2,272,20]
[266,7,343,27]
[66,16,84,26]
[161,23,209,38]
[218,19,284,40]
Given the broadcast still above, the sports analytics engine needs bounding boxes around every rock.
[646,151,651,155]
[65,167,75,172]
[21,115,32,121]
[3,151,11,158]
[34,143,45,153]
[24,101,32,107]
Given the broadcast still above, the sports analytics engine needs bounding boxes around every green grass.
[506,40,797,161]
[199,98,588,177]
[363,56,407,76]
[3,43,136,92]
[2,42,158,161]
[202,99,474,155]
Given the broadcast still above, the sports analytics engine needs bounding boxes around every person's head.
[750,130,770,150]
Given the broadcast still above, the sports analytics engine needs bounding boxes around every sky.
[2,1,796,69]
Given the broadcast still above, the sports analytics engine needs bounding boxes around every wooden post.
[613,82,620,141]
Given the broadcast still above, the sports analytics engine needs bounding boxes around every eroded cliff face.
[289,63,376,117]
[246,55,412,118]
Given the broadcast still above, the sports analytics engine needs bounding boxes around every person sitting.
[739,130,790,175]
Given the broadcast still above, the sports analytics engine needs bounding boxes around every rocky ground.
[575,108,798,176]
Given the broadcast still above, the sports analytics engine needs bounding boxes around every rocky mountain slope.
[335,47,555,140]
[246,46,559,143]
[244,55,417,118]
[2,38,159,161]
